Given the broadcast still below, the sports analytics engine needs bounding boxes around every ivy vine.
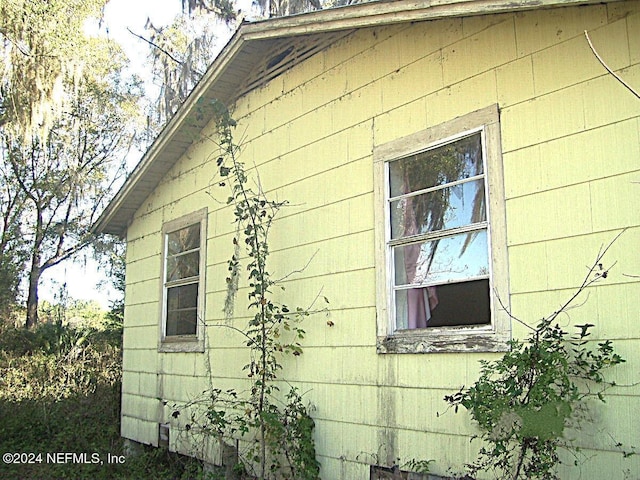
[169,100,324,480]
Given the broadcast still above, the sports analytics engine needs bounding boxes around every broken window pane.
[166,251,200,282]
[167,224,200,255]
[395,279,490,329]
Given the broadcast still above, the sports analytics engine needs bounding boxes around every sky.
[103,0,181,42]
[40,0,243,309]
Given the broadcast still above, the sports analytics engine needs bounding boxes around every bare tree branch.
[127,27,185,69]
[585,30,640,100]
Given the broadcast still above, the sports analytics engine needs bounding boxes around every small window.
[160,209,207,352]
[374,105,510,353]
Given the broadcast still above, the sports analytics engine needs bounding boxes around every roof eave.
[239,0,607,38]
[91,27,248,237]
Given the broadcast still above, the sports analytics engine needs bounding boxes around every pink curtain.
[402,194,439,329]
[405,287,439,329]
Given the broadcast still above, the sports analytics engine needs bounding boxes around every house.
[93,0,640,477]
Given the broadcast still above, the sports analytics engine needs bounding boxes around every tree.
[0,0,108,138]
[142,11,224,134]
[182,0,236,22]
[253,0,321,17]
[93,233,126,326]
[1,1,142,328]
[0,158,26,320]
[182,0,366,18]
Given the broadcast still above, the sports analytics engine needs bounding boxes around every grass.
[0,321,203,479]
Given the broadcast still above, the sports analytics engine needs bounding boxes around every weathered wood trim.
[374,104,499,161]
[158,208,208,354]
[373,104,511,354]
[241,0,618,40]
[158,336,205,353]
[377,329,510,354]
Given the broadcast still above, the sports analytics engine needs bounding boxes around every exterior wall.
[122,1,640,478]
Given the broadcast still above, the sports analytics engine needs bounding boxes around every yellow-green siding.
[122,1,640,477]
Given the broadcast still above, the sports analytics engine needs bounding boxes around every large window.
[374,105,510,353]
[160,209,207,352]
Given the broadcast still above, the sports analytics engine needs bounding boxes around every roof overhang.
[93,0,613,237]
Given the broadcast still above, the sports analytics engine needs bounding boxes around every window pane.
[166,283,198,336]
[167,283,198,310]
[167,224,200,255]
[390,178,486,239]
[393,230,488,286]
[389,133,483,197]
[166,251,200,282]
[166,309,198,336]
[395,279,490,329]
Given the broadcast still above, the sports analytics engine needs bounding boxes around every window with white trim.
[374,105,510,353]
[160,209,207,352]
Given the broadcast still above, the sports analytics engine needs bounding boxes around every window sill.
[376,327,510,354]
[159,336,204,353]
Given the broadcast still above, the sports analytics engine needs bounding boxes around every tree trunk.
[25,258,41,329]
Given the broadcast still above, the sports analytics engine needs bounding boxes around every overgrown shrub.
[0,321,202,479]
[444,239,628,479]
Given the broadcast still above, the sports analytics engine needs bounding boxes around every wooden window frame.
[159,208,207,353]
[374,105,510,354]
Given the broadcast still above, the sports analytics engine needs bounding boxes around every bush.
[0,322,202,479]
[0,327,40,356]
